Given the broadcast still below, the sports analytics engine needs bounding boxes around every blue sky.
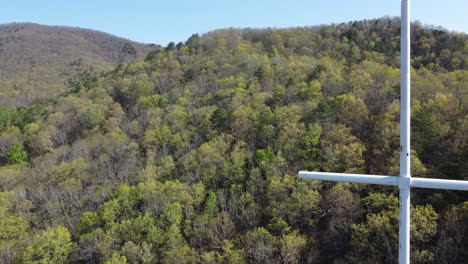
[1,0,466,45]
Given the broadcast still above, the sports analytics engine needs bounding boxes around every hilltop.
[0,23,159,105]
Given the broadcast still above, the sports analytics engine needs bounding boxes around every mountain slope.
[0,23,158,105]
[0,18,467,263]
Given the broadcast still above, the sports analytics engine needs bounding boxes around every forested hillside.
[0,23,159,106]
[0,18,467,263]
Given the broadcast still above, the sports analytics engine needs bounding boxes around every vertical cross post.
[399,0,411,263]
[298,1,468,263]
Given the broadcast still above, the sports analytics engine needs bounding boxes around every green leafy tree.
[6,143,27,164]
[104,252,127,264]
[202,191,219,217]
[23,225,74,264]
[303,123,322,170]
[279,231,308,264]
[347,193,438,264]
[321,124,366,173]
[220,240,245,264]
[210,107,230,131]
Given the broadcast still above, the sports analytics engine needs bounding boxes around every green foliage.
[99,199,121,224]
[23,225,73,264]
[87,108,105,128]
[210,107,230,131]
[412,205,438,243]
[162,202,183,225]
[6,143,28,164]
[202,191,219,217]
[104,252,127,264]
[78,212,99,234]
[221,240,245,264]
[348,194,439,264]
[0,19,466,264]
[0,105,45,132]
[303,123,322,170]
[67,66,99,93]
[321,124,366,173]
[121,241,153,264]
[413,110,439,141]
[267,175,321,230]
[279,231,308,264]
[0,215,28,243]
[348,193,400,263]
[255,147,274,162]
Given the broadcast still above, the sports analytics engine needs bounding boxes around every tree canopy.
[0,18,467,263]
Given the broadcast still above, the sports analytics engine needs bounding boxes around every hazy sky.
[1,0,466,45]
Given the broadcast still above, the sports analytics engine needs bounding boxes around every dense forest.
[0,17,467,263]
[0,23,159,107]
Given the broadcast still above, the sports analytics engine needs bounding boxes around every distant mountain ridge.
[0,22,159,105]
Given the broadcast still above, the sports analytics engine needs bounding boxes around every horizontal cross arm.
[298,171,468,191]
[298,171,399,186]
[411,177,468,191]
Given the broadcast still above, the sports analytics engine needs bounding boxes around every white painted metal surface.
[298,1,468,264]
[411,178,468,191]
[399,1,411,262]
[299,172,468,191]
[298,171,399,186]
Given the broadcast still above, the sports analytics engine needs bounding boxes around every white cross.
[298,1,468,264]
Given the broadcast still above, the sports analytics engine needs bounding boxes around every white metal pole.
[298,171,399,186]
[411,178,468,190]
[399,0,411,264]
